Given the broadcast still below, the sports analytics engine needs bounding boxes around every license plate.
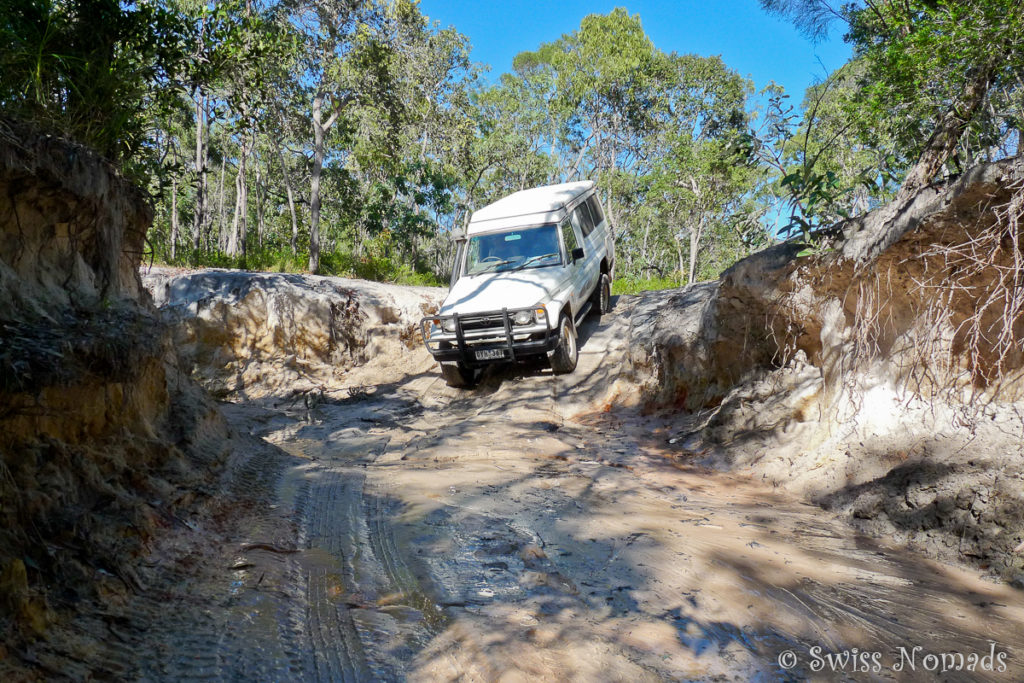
[475,348,506,361]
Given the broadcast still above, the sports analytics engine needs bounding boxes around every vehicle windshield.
[464,224,562,276]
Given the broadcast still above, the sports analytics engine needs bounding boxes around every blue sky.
[418,0,851,102]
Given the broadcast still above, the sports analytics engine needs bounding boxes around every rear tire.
[440,361,474,387]
[590,273,611,318]
[549,314,578,374]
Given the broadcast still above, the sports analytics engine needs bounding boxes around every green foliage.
[746,84,857,241]
[762,0,1024,209]
[239,248,308,274]
[0,0,191,172]
[3,1,811,289]
[151,243,442,286]
[319,250,443,287]
[846,0,1024,162]
[337,255,442,287]
[7,0,1021,293]
[470,10,768,285]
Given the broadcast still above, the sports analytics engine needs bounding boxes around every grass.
[611,275,684,296]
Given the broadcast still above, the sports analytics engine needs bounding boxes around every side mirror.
[571,247,584,262]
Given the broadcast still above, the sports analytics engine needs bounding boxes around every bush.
[148,242,444,287]
[319,251,442,286]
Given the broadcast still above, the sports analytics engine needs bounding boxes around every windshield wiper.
[472,259,514,274]
[512,253,559,270]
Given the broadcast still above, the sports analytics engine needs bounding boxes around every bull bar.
[420,307,557,366]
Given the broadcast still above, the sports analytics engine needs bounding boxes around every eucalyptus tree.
[268,94,309,255]
[849,0,1024,195]
[490,9,767,283]
[344,1,478,267]
[468,72,559,209]
[179,0,217,257]
[529,8,669,227]
[275,0,383,272]
[645,54,758,284]
[488,9,672,279]
[219,0,265,260]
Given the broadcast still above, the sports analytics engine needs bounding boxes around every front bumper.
[420,307,558,366]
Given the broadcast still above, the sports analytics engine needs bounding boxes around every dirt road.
[127,299,1024,681]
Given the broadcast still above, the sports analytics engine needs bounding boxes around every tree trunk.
[240,147,248,265]
[170,176,179,261]
[309,92,329,273]
[191,92,207,257]
[307,87,346,273]
[687,180,704,285]
[253,135,265,250]
[309,130,324,272]
[216,151,227,250]
[688,227,700,286]
[641,221,651,262]
[604,118,619,233]
[227,169,242,257]
[200,101,211,252]
[898,65,995,198]
[227,136,250,264]
[277,141,300,254]
[602,194,616,235]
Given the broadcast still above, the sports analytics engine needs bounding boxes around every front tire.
[548,314,578,374]
[440,361,475,387]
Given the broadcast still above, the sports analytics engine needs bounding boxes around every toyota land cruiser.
[420,181,615,387]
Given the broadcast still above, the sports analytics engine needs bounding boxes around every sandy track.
[130,298,1024,680]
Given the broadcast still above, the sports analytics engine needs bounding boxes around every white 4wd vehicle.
[421,181,615,387]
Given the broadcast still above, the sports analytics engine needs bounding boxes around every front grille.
[460,314,507,331]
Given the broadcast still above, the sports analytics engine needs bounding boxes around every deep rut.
[298,468,373,681]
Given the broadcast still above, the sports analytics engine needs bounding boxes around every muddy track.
[133,301,1024,680]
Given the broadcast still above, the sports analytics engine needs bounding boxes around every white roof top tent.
[466,181,595,235]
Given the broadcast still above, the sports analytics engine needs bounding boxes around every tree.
[850,1,1023,196]
[761,0,1024,196]
[467,72,558,207]
[0,0,191,172]
[646,54,758,284]
[483,10,768,284]
[278,0,387,273]
[16,0,769,287]
[541,8,670,226]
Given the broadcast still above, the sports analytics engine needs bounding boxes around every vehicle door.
[570,197,601,299]
[559,217,587,317]
[584,193,614,274]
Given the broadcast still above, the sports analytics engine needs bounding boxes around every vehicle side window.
[587,195,605,226]
[574,201,595,237]
[560,218,579,262]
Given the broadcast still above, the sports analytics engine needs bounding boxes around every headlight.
[441,318,456,333]
[513,310,533,326]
